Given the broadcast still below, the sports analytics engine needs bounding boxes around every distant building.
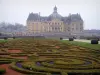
[26,6,83,36]
[80,30,100,37]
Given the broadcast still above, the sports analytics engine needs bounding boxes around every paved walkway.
[63,39,100,44]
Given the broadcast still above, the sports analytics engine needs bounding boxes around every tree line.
[0,22,26,34]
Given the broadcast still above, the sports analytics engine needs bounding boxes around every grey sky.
[0,0,100,29]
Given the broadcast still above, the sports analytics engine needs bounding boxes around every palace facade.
[26,6,83,35]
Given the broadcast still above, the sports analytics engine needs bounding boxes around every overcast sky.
[0,0,100,29]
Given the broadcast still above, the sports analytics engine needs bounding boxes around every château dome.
[49,6,62,20]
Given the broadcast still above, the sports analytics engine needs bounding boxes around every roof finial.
[54,5,57,13]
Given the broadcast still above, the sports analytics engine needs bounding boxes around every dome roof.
[54,6,57,11]
[49,6,62,20]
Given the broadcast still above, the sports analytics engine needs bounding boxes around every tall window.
[52,27,54,30]
[49,23,50,25]
[52,23,54,25]
[76,27,78,30]
[55,23,57,25]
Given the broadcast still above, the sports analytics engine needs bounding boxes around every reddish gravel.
[55,46,60,49]
[0,64,25,75]
[8,50,22,53]
[0,50,27,75]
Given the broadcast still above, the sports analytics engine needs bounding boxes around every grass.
[55,59,85,65]
[61,40,100,50]
[0,39,7,43]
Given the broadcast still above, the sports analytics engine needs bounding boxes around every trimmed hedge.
[61,71,68,75]
[91,39,98,44]
[13,37,16,39]
[67,73,100,75]
[1,38,100,74]
[0,58,15,64]
[46,73,52,75]
[22,61,61,72]
[4,37,8,40]
[0,61,12,64]
[10,62,47,75]
[69,38,74,41]
[60,37,63,40]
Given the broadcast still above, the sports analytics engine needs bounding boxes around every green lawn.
[0,39,7,43]
[61,40,100,50]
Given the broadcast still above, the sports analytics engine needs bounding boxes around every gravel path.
[0,64,25,75]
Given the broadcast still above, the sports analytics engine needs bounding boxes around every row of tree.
[0,22,26,33]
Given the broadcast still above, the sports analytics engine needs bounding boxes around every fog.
[0,0,100,29]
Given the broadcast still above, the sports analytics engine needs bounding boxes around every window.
[60,27,62,30]
[58,27,60,30]
[68,27,70,29]
[49,23,50,25]
[52,27,54,30]
[72,28,74,30]
[80,27,83,30]
[52,23,54,25]
[55,27,58,30]
[76,28,78,30]
[68,29,70,31]
[80,23,83,25]
[55,23,57,25]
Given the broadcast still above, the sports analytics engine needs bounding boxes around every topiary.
[4,37,8,40]
[91,39,98,44]
[69,38,74,41]
[60,37,63,40]
[13,37,16,39]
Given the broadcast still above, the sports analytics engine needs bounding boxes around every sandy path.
[0,64,25,75]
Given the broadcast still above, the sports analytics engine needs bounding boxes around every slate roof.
[27,7,83,24]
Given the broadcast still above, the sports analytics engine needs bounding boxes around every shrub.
[0,68,6,74]
[0,61,12,64]
[91,39,98,44]
[69,38,74,41]
[60,37,63,40]
[10,62,47,75]
[46,73,52,75]
[0,58,15,64]
[4,37,8,40]
[13,37,16,39]
[61,71,68,75]
[51,72,61,75]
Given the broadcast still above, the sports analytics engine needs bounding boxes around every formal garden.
[0,38,100,75]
